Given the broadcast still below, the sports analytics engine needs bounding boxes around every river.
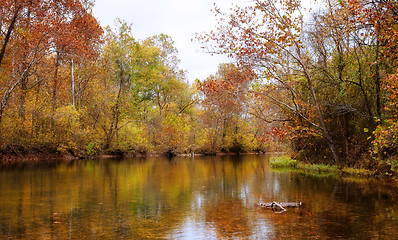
[0,154,397,239]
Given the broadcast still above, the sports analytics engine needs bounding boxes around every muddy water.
[0,154,397,239]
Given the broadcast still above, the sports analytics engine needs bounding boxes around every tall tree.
[91,20,164,149]
[143,34,187,116]
[199,0,344,164]
[198,64,255,153]
[0,0,102,122]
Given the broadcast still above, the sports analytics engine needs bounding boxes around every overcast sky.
[92,0,237,82]
[92,0,316,83]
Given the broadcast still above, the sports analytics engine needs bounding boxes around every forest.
[0,0,397,173]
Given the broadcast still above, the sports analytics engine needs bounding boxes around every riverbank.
[0,149,272,166]
[0,152,76,166]
[269,156,396,179]
[2,151,395,180]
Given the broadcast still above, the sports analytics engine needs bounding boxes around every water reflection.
[0,155,397,239]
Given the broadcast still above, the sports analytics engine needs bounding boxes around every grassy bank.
[269,156,375,177]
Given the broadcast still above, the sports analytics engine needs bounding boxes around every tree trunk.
[374,37,381,120]
[104,67,124,149]
[0,5,21,68]
[19,75,28,120]
[0,105,4,123]
[71,58,75,108]
[51,51,60,130]
[306,72,341,165]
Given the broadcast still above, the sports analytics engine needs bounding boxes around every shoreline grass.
[269,156,298,168]
[269,156,375,177]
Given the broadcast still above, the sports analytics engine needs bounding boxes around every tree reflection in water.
[0,155,397,239]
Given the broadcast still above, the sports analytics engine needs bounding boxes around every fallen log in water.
[257,201,302,213]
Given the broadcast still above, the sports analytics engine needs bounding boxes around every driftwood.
[257,201,302,213]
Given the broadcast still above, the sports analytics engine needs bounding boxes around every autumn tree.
[296,0,383,164]
[198,64,259,153]
[348,0,398,168]
[199,0,349,163]
[142,34,196,155]
[199,0,398,165]
[0,0,102,122]
[0,0,103,156]
[143,34,188,117]
[88,20,156,149]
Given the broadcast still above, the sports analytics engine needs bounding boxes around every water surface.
[0,154,397,239]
